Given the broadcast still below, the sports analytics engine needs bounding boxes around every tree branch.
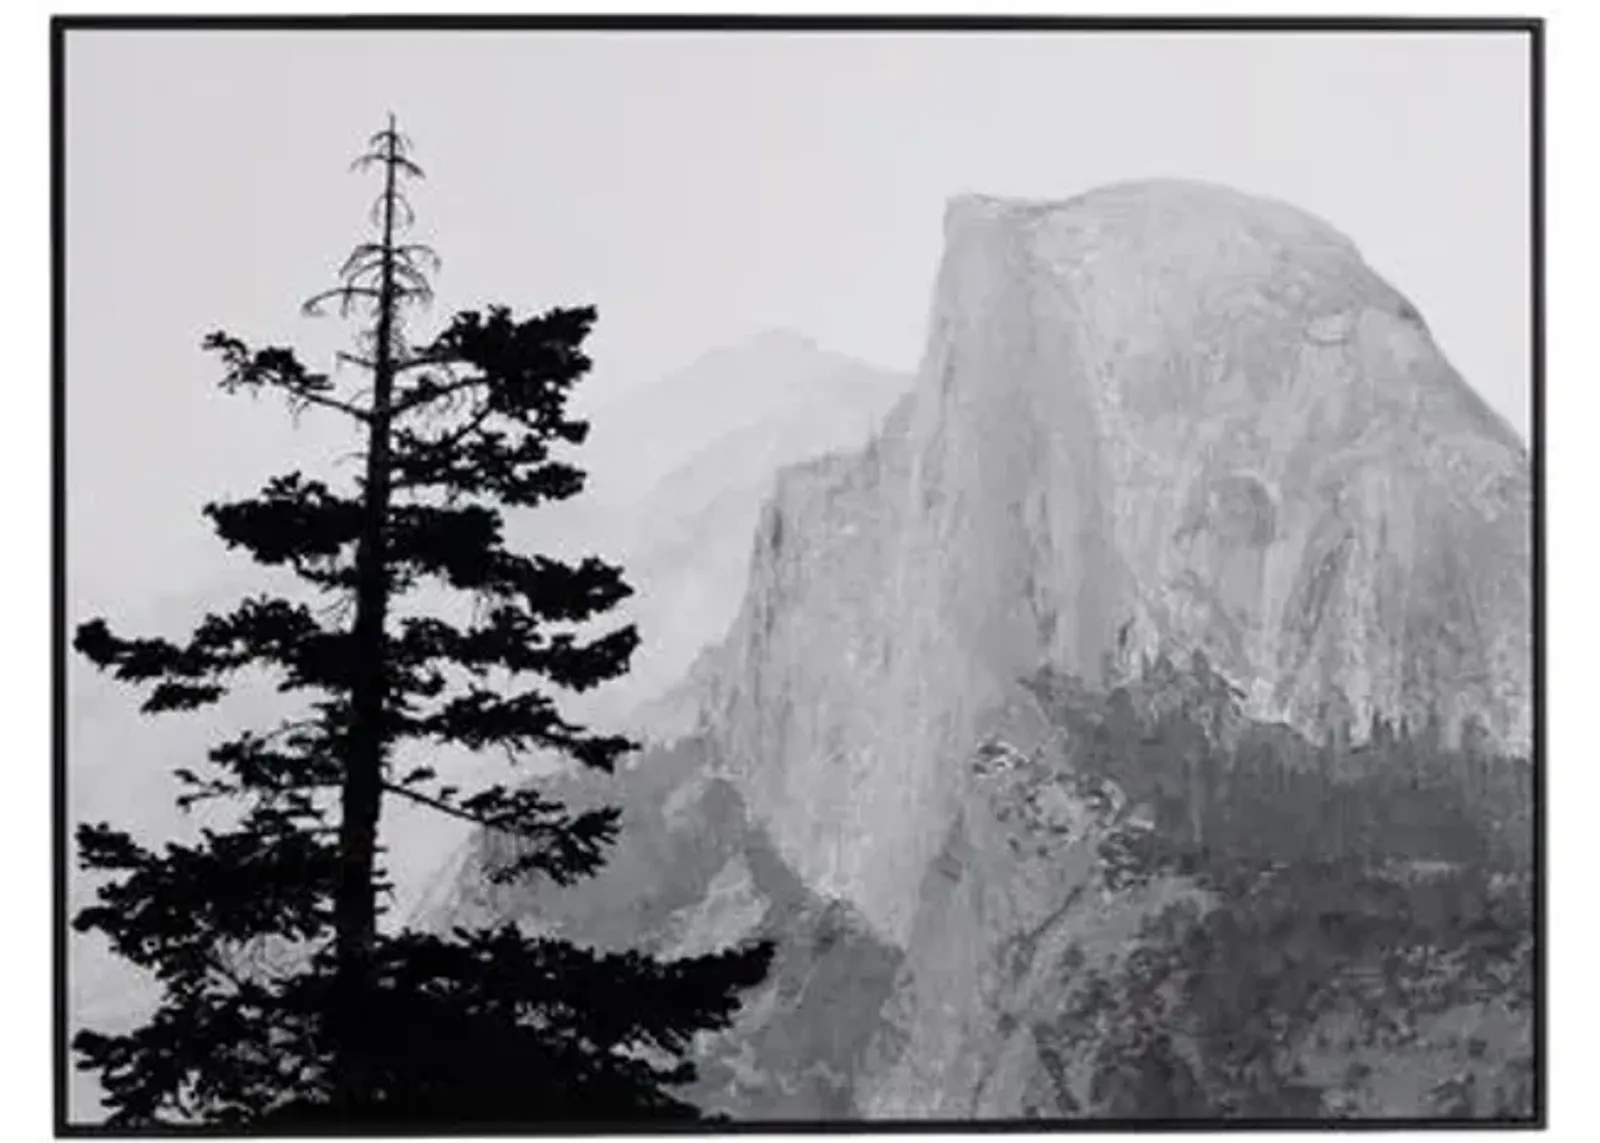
[302,285,381,315]
[381,781,514,834]
[288,388,372,423]
[399,401,494,470]
[394,355,443,375]
[392,374,483,417]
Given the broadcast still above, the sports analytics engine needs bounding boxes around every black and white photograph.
[53,16,1541,1132]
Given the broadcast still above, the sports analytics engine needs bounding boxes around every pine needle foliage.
[72,117,773,1128]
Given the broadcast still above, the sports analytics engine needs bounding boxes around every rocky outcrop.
[700,179,1530,948]
[441,179,1532,1120]
[855,692,1202,1118]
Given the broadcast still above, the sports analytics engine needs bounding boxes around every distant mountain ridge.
[572,329,905,510]
[530,330,910,725]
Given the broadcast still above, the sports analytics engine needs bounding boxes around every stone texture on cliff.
[429,179,1531,1121]
[524,331,909,729]
[702,179,1531,949]
[855,692,1205,1118]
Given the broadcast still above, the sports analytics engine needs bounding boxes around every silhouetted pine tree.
[71,117,772,1128]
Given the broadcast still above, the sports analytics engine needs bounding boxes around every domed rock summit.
[708,178,1529,948]
[434,179,1533,1120]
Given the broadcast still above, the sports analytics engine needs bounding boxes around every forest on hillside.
[1014,654,1534,1120]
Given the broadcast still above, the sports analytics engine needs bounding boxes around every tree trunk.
[333,115,402,1114]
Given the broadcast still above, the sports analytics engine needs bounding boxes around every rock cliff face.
[604,352,907,723]
[702,179,1530,948]
[851,690,1206,1118]
[523,331,908,723]
[442,179,1532,1120]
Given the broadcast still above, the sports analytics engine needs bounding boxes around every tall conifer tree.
[71,117,772,1127]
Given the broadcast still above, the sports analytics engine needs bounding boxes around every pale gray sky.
[66,27,1531,615]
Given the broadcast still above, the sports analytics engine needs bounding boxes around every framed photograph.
[54,15,1541,1133]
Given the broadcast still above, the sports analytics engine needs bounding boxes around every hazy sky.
[66,27,1532,613]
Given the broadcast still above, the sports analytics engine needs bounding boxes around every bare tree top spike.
[305,121,438,320]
